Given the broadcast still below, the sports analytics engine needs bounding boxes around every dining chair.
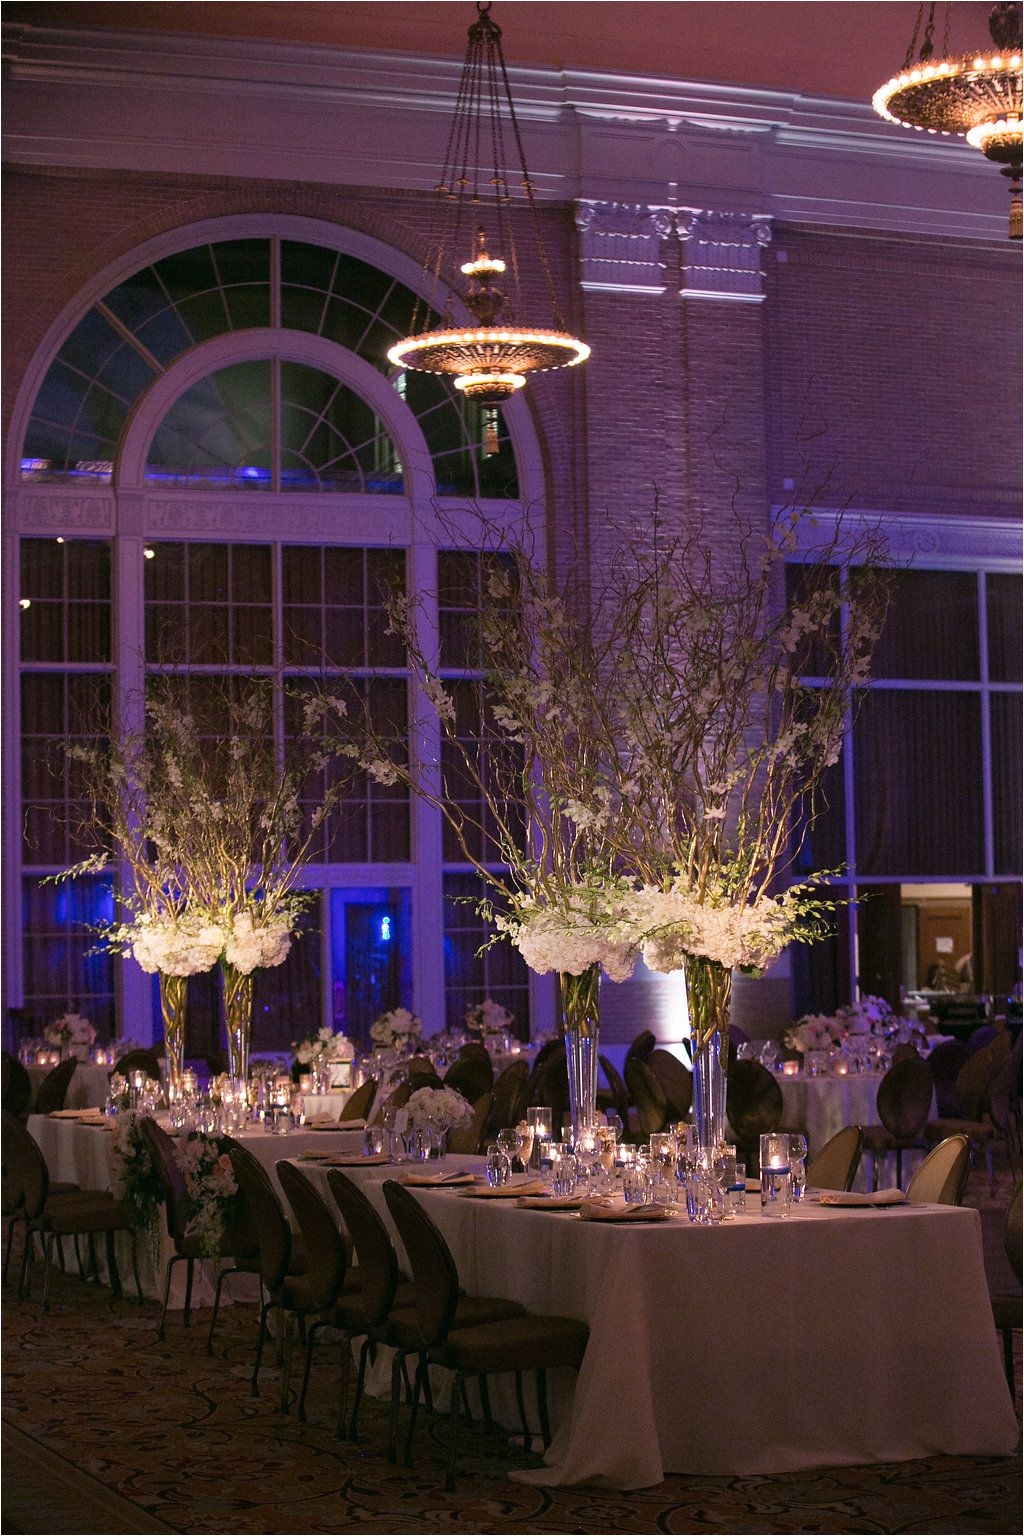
[726,1061,784,1172]
[924,1037,1010,1194]
[990,1181,1022,1392]
[481,1060,530,1143]
[805,1125,864,1191]
[339,1077,377,1122]
[2,1054,33,1119]
[926,1039,972,1117]
[326,1169,526,1442]
[370,1081,412,1126]
[906,1133,971,1206]
[624,1056,670,1136]
[405,1057,445,1089]
[860,1054,933,1189]
[647,1049,693,1123]
[32,1058,79,1114]
[275,1160,363,1419]
[624,1030,656,1067]
[112,1048,163,1081]
[2,1108,142,1309]
[444,1045,494,1104]
[448,1092,493,1154]
[382,1179,589,1488]
[597,1055,631,1131]
[139,1117,259,1349]
[987,1035,1022,1163]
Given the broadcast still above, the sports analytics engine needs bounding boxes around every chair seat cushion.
[43,1196,135,1235]
[383,1292,526,1351]
[861,1125,926,1152]
[433,1313,590,1375]
[925,1118,995,1142]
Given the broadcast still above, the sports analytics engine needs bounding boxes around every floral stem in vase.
[221,962,254,1089]
[560,964,601,1146]
[159,972,188,1095]
[684,955,732,1158]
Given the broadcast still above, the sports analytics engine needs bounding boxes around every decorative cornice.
[575,201,674,294]
[787,508,1023,572]
[2,22,1014,242]
[677,210,773,301]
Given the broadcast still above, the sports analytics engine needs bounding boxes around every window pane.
[864,569,979,681]
[992,692,1022,875]
[443,872,531,1036]
[853,689,983,876]
[21,875,115,1040]
[987,573,1023,683]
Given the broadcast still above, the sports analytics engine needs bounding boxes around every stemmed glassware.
[789,1134,808,1201]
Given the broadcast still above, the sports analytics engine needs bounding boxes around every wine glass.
[496,1126,522,1170]
[789,1133,808,1201]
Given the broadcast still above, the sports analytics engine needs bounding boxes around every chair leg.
[403,1355,427,1468]
[19,1228,36,1299]
[207,1265,230,1355]
[444,1368,465,1491]
[477,1373,495,1433]
[346,1336,371,1441]
[86,1232,99,1282]
[42,1231,55,1312]
[3,1217,17,1286]
[986,1140,995,1196]
[279,1311,298,1414]
[1002,1327,1015,1393]
[104,1229,123,1298]
[130,1236,143,1303]
[387,1350,405,1463]
[297,1320,324,1424]
[158,1254,184,1342]
[536,1369,552,1449]
[514,1370,532,1453]
[895,1148,903,1190]
[252,1302,270,1397]
[182,1257,195,1328]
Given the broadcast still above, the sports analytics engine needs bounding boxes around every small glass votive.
[725,1160,747,1217]
[540,1140,565,1186]
[362,1125,386,1157]
[760,1132,792,1217]
[552,1152,578,1198]
[486,1143,512,1187]
[526,1106,552,1169]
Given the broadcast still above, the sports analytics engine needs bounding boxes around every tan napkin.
[461,1179,548,1199]
[309,1121,364,1133]
[301,1152,391,1167]
[517,1194,585,1211]
[577,1199,673,1222]
[397,1170,476,1187]
[50,1108,93,1119]
[817,1188,908,1207]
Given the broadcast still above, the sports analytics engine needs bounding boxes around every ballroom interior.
[2,4,1022,1534]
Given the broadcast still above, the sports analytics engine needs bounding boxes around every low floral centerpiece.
[44,1011,97,1059]
[464,998,515,1038]
[370,1006,423,1049]
[406,1085,474,1156]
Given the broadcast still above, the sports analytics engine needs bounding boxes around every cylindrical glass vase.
[221,962,254,1090]
[159,971,188,1096]
[683,955,732,1159]
[559,965,601,1147]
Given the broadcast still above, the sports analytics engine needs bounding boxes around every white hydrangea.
[224,911,292,975]
[406,1085,473,1132]
[370,1006,422,1046]
[130,913,224,977]
[503,891,638,984]
[624,882,799,974]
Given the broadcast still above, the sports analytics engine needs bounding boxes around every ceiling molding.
[2,21,1013,241]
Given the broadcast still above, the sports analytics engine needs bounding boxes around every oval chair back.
[139,1116,191,1243]
[276,1161,349,1312]
[482,1060,530,1142]
[2,1108,49,1220]
[726,1061,784,1169]
[907,1134,970,1206]
[113,1049,163,1081]
[805,1125,864,1191]
[2,1054,33,1118]
[926,1040,971,1117]
[624,1056,670,1136]
[340,1077,377,1122]
[647,1048,693,1122]
[326,1169,402,1327]
[448,1092,493,1154]
[382,1179,460,1348]
[370,1081,412,1127]
[875,1055,933,1141]
[33,1058,78,1114]
[598,1055,631,1129]
[443,1055,494,1104]
[624,1030,656,1066]
[224,1139,294,1293]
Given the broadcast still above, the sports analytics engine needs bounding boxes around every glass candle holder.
[759,1132,792,1217]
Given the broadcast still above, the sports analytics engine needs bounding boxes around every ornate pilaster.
[575,201,674,294]
[676,210,773,302]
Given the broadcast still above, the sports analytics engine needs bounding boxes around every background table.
[305,1163,1018,1488]
[27,1062,112,1111]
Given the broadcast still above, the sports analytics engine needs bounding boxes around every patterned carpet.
[3,1171,1021,1536]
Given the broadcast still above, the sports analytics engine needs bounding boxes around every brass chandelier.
[387,2,589,405]
[873,2,1023,238]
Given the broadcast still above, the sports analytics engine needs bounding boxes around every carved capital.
[677,209,774,302]
[575,200,674,295]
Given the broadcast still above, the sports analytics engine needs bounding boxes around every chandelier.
[873,2,1023,238]
[387,2,589,405]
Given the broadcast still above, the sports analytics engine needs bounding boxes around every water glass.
[760,1132,792,1217]
[362,1125,386,1157]
[552,1152,578,1198]
[725,1160,747,1217]
[486,1143,512,1187]
[789,1134,808,1202]
[540,1140,565,1186]
[622,1163,649,1206]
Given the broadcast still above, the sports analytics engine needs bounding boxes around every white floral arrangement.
[44,1011,97,1049]
[623,878,819,976]
[173,1131,238,1257]
[123,912,224,977]
[223,910,292,976]
[406,1085,474,1132]
[292,1025,354,1066]
[465,998,515,1036]
[784,1015,844,1054]
[370,1006,422,1047]
[497,887,638,984]
[835,995,896,1036]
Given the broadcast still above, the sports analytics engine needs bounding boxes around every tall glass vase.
[559,965,601,1146]
[683,955,732,1158]
[221,962,255,1090]
[159,971,188,1095]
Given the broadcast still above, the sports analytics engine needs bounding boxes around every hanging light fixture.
[873,2,1023,238]
[387,2,589,405]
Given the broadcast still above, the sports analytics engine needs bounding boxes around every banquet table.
[298,1161,1018,1488]
[27,1061,113,1111]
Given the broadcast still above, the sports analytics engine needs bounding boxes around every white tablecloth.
[27,1062,113,1111]
[302,1162,1018,1488]
[776,1072,882,1159]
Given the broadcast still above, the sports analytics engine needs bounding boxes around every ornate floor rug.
[3,1166,1020,1536]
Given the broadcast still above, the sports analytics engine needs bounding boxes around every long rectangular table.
[301,1161,1018,1488]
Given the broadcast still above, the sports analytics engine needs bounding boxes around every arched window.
[8,218,541,1055]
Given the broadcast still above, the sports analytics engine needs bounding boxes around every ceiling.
[2,2,1001,104]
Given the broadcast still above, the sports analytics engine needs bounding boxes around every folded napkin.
[744,1177,761,1192]
[817,1188,908,1207]
[50,1108,93,1119]
[298,1152,391,1167]
[397,1170,476,1187]
[517,1194,585,1211]
[309,1121,364,1133]
[461,1179,548,1199]
[577,1199,673,1223]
